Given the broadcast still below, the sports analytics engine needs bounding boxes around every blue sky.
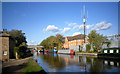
[2,2,118,45]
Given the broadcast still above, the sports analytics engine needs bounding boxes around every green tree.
[40,34,64,50]
[8,29,27,59]
[56,34,64,50]
[88,30,107,51]
[86,44,91,52]
[9,30,27,46]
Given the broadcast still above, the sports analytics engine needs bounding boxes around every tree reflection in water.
[33,52,120,72]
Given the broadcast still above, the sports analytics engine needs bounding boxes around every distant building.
[63,34,89,49]
[0,32,15,62]
[102,34,120,49]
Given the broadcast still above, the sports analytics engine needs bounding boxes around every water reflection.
[33,52,120,72]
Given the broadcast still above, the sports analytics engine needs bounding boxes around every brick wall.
[63,36,89,49]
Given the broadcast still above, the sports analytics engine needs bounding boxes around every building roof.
[0,32,10,37]
[66,34,86,41]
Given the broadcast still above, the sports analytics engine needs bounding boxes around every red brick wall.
[63,37,89,48]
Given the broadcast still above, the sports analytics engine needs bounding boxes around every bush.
[18,46,27,58]
[88,50,94,53]
[86,44,91,52]
[93,46,97,52]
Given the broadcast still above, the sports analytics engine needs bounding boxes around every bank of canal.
[2,57,46,73]
[33,52,120,72]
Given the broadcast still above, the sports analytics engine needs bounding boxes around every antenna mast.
[82,5,87,43]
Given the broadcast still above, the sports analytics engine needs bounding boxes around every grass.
[2,57,46,73]
[23,57,46,73]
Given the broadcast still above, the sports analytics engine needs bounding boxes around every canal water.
[33,52,120,72]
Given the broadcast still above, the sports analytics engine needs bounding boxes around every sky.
[2,2,118,45]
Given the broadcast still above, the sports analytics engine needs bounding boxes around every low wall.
[75,53,98,56]
[98,53,120,59]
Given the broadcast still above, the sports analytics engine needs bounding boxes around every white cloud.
[68,23,77,26]
[92,21,112,31]
[87,24,94,29]
[73,25,79,30]
[72,32,81,36]
[28,40,37,45]
[79,24,84,31]
[45,25,61,33]
[100,23,112,30]
[61,28,71,33]
[79,24,94,31]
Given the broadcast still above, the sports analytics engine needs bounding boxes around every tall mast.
[83,5,86,43]
[81,5,88,43]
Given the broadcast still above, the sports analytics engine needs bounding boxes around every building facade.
[0,32,15,62]
[0,33,10,61]
[63,34,89,49]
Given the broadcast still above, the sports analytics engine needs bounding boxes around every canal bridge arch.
[28,45,44,51]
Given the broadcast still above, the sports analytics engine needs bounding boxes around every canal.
[33,52,120,72]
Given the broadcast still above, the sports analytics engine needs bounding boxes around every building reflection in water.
[33,52,120,72]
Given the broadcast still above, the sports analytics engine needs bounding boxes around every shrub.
[18,46,27,58]
[93,46,97,52]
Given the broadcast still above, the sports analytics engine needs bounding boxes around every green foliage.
[88,50,95,53]
[93,46,97,52]
[4,29,28,59]
[18,45,27,58]
[40,34,64,50]
[8,30,27,47]
[86,44,91,52]
[103,42,111,48]
[88,30,108,51]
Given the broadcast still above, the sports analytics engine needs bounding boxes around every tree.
[56,34,64,50]
[88,30,97,51]
[86,44,91,52]
[40,34,64,50]
[8,30,27,47]
[88,30,108,51]
[7,29,27,59]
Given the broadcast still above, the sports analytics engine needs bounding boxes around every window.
[104,50,107,53]
[116,50,119,53]
[110,50,113,53]
[3,51,7,56]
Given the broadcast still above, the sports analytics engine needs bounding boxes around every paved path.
[2,57,31,73]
